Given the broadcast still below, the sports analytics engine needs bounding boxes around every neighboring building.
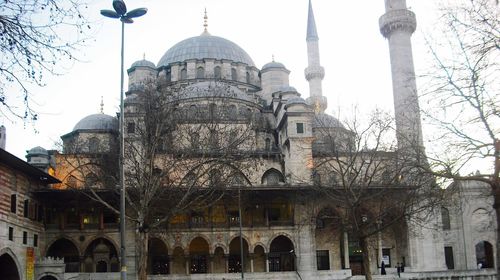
[2,1,496,280]
[0,149,60,280]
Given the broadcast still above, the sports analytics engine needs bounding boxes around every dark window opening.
[24,199,29,218]
[8,227,13,241]
[317,250,330,270]
[23,231,27,244]
[10,194,16,213]
[296,123,304,134]
[34,234,38,247]
[444,246,454,269]
[127,122,135,134]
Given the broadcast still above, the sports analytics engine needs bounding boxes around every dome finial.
[100,96,104,114]
[204,8,208,30]
[201,8,211,36]
[143,53,146,60]
[272,54,275,62]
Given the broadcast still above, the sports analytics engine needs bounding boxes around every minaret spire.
[304,0,327,113]
[100,96,104,113]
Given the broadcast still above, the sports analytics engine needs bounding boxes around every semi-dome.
[27,146,48,156]
[313,113,344,129]
[130,59,156,69]
[262,61,286,70]
[158,34,255,67]
[73,114,118,131]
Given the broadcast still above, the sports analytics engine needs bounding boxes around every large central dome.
[158,33,255,67]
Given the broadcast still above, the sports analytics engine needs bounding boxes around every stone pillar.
[224,254,229,273]
[221,60,232,79]
[185,256,190,275]
[168,255,173,274]
[170,63,180,82]
[249,254,254,272]
[204,59,215,79]
[265,253,270,272]
[186,59,196,79]
[343,231,350,269]
[209,254,214,273]
[378,230,383,267]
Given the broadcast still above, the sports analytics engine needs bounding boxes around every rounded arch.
[46,235,82,256]
[189,237,210,274]
[253,244,266,273]
[268,235,295,272]
[252,242,267,254]
[171,246,186,275]
[83,237,119,273]
[261,168,285,185]
[46,237,80,273]
[0,248,22,280]
[476,241,494,268]
[148,237,169,275]
[267,232,296,250]
[212,243,228,255]
[228,236,250,273]
[188,234,212,253]
[38,274,59,280]
[229,233,251,249]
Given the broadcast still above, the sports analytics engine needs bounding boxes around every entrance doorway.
[0,253,20,280]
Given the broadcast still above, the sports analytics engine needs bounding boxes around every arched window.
[189,237,209,274]
[261,169,285,185]
[165,69,171,82]
[191,133,200,150]
[180,68,187,80]
[269,236,295,272]
[196,67,205,79]
[214,66,221,79]
[209,103,217,119]
[209,130,219,150]
[476,241,494,268]
[231,68,237,80]
[246,72,251,83]
[265,138,271,151]
[88,137,99,153]
[47,238,81,272]
[441,207,450,230]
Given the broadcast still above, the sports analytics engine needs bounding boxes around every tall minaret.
[305,0,327,113]
[379,0,424,151]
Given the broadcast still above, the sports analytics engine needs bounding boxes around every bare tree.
[0,0,92,121]
[56,79,260,280]
[420,0,499,274]
[311,109,442,279]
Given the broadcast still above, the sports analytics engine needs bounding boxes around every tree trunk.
[137,230,149,280]
[360,237,373,280]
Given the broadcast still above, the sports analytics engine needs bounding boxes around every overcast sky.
[2,0,438,160]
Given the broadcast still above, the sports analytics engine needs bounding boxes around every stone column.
[249,253,254,272]
[170,63,180,82]
[185,256,190,275]
[186,59,196,79]
[343,231,350,269]
[209,254,214,273]
[168,255,173,274]
[265,253,270,272]
[224,254,229,273]
[378,230,383,268]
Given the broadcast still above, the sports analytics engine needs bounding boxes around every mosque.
[0,0,497,279]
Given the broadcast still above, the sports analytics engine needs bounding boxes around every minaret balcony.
[304,66,325,81]
[379,9,416,38]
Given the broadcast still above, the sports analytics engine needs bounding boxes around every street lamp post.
[101,2,147,280]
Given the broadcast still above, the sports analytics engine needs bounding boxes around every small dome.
[279,85,297,92]
[262,61,286,70]
[27,146,48,156]
[130,59,156,69]
[73,114,118,131]
[286,97,306,105]
[313,113,344,128]
[158,34,255,67]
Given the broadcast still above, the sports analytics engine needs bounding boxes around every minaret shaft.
[380,0,423,149]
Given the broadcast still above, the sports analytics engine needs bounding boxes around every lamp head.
[126,8,148,18]
[100,9,120,19]
[113,0,127,16]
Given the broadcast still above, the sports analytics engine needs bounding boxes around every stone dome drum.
[73,114,118,131]
[158,34,255,67]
